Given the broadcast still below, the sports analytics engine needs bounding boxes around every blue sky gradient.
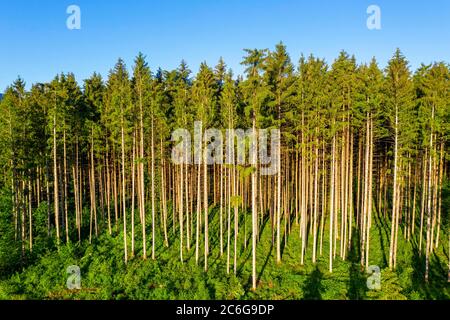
[1,0,449,90]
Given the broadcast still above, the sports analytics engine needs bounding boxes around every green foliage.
[0,47,449,301]
[366,268,407,300]
[1,207,447,300]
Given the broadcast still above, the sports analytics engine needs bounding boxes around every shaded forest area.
[0,43,449,299]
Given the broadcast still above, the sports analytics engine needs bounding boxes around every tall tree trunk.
[28,179,33,252]
[131,131,136,257]
[251,118,257,290]
[53,113,60,246]
[63,129,69,243]
[425,106,435,282]
[204,144,209,271]
[121,114,128,264]
[329,133,336,273]
[389,107,399,270]
[140,99,146,260]
[151,116,156,260]
[179,164,184,263]
[195,163,201,264]
[161,139,168,247]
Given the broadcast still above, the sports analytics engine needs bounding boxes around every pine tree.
[84,73,104,242]
[241,48,269,290]
[192,62,216,271]
[0,47,448,294]
[416,62,450,280]
[356,58,385,269]
[106,59,133,263]
[385,49,416,270]
[132,53,153,259]
[264,42,295,264]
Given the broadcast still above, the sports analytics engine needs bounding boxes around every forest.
[0,43,449,300]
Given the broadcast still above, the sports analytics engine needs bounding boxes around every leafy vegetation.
[0,44,449,300]
[0,198,448,300]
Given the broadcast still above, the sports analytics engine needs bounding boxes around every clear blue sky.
[1,0,449,91]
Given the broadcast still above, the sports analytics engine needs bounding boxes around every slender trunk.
[195,163,201,264]
[220,165,224,256]
[312,134,319,263]
[151,116,156,260]
[131,131,136,257]
[435,141,444,249]
[121,113,128,264]
[251,117,257,290]
[179,164,184,263]
[161,139,168,246]
[389,108,399,270]
[204,147,209,271]
[63,129,69,243]
[53,113,60,246]
[329,134,336,273]
[140,98,146,260]
[28,179,33,252]
[425,106,434,282]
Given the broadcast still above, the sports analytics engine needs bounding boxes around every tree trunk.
[53,114,60,246]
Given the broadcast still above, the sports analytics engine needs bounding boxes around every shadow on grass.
[347,228,368,300]
[302,267,324,300]
[409,238,449,299]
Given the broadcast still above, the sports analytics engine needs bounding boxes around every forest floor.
[0,205,449,300]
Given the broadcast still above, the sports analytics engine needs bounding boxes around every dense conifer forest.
[0,44,449,299]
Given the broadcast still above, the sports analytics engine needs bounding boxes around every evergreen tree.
[385,49,416,270]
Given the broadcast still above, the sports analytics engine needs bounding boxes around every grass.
[0,202,448,300]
